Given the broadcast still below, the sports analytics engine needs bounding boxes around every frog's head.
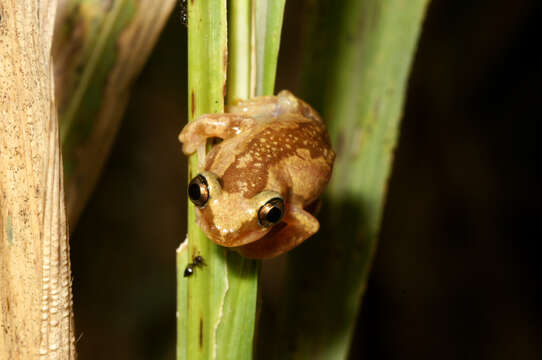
[187,171,285,247]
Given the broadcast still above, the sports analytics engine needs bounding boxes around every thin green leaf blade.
[215,252,260,360]
[227,0,252,102]
[215,1,262,358]
[254,0,286,96]
[275,0,431,358]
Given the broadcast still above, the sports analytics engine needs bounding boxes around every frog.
[178,90,335,259]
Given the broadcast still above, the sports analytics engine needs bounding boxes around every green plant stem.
[177,1,228,358]
[177,1,286,358]
[273,0,431,358]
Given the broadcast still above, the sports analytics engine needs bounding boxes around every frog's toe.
[181,143,195,155]
[179,130,204,155]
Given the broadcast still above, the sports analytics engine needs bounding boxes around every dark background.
[71,0,541,359]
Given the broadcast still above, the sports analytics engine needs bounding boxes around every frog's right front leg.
[178,114,255,158]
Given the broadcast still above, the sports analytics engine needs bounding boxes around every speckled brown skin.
[179,90,335,258]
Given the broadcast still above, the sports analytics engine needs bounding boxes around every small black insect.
[183,264,194,277]
[180,0,188,27]
[184,254,206,277]
[192,255,205,267]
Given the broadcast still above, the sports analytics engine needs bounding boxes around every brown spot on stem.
[0,4,5,31]
[191,0,195,4]
[223,48,228,99]
[222,48,228,98]
[191,90,196,118]
[199,318,203,348]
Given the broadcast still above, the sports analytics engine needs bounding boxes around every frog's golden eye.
[188,174,209,208]
[258,198,284,227]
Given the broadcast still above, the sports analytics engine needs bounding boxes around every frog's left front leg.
[236,204,319,259]
[179,114,255,164]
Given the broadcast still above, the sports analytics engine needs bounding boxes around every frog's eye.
[188,174,210,208]
[258,198,285,227]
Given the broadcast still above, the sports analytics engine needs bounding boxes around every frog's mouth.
[235,222,290,259]
[196,210,270,247]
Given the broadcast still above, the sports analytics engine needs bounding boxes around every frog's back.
[205,115,334,204]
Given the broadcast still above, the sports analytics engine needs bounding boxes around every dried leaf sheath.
[0,1,76,358]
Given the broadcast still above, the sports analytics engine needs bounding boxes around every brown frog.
[179,90,335,258]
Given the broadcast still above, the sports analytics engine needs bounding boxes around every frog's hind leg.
[228,91,321,122]
[178,114,255,157]
[227,95,280,118]
[236,204,319,259]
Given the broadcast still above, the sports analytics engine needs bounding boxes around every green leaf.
[272,0,431,358]
[253,0,286,96]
